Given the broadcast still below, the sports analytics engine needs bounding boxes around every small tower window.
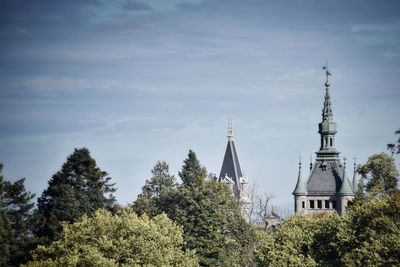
[310,200,315,209]
[325,138,328,146]
[317,200,322,209]
[302,201,305,209]
[325,200,330,209]
[330,138,333,147]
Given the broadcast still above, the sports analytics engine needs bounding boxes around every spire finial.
[227,119,233,140]
[299,154,302,168]
[322,62,331,88]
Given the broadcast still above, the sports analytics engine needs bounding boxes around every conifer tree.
[132,161,177,216]
[35,148,116,243]
[179,150,206,187]
[0,163,36,266]
[170,151,255,265]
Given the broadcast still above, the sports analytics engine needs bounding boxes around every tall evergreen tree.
[166,151,255,266]
[179,150,206,187]
[0,163,36,266]
[132,161,177,216]
[35,148,116,243]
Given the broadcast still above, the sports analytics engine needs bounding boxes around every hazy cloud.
[123,0,153,11]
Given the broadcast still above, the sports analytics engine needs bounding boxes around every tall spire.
[220,120,243,194]
[317,64,339,159]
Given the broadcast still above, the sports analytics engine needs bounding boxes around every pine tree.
[0,163,36,266]
[171,151,255,265]
[132,161,177,216]
[179,150,206,188]
[35,148,116,243]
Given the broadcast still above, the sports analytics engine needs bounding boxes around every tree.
[131,161,177,217]
[170,181,256,266]
[0,163,36,266]
[133,151,257,266]
[24,209,198,267]
[254,213,343,267]
[357,152,399,195]
[254,192,275,229]
[35,148,116,243]
[339,192,400,266]
[387,128,400,155]
[179,150,206,187]
[166,151,256,266]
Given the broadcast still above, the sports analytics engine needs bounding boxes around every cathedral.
[293,68,356,215]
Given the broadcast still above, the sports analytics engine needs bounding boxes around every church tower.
[219,121,251,222]
[293,66,355,215]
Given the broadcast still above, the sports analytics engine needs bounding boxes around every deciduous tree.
[24,209,198,267]
[358,152,399,195]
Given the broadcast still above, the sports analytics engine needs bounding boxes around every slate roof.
[293,162,307,194]
[219,140,243,188]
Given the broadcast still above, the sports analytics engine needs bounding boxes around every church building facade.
[293,68,356,215]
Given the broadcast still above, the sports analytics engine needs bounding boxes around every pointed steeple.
[293,157,307,195]
[339,158,353,195]
[219,121,243,194]
[317,64,340,159]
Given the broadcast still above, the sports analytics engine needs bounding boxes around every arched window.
[330,138,333,146]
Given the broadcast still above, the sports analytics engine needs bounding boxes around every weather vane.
[322,62,332,87]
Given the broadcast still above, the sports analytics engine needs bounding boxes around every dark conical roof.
[219,139,242,187]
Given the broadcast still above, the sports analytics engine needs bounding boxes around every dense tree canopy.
[179,150,206,187]
[133,151,256,266]
[358,152,399,195]
[254,193,400,267]
[35,148,116,243]
[131,161,177,217]
[24,209,198,267]
[0,163,36,266]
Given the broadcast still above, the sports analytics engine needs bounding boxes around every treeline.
[0,144,399,266]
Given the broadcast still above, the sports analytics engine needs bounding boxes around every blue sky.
[1,0,399,208]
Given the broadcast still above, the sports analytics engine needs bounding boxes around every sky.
[0,0,399,210]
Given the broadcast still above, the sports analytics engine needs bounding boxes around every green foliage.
[358,152,399,195]
[179,150,206,187]
[339,193,400,266]
[24,208,198,267]
[0,163,36,266]
[387,128,400,155]
[35,148,116,243]
[131,161,177,217]
[253,230,275,267]
[170,181,256,266]
[133,151,256,266]
[254,193,400,267]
